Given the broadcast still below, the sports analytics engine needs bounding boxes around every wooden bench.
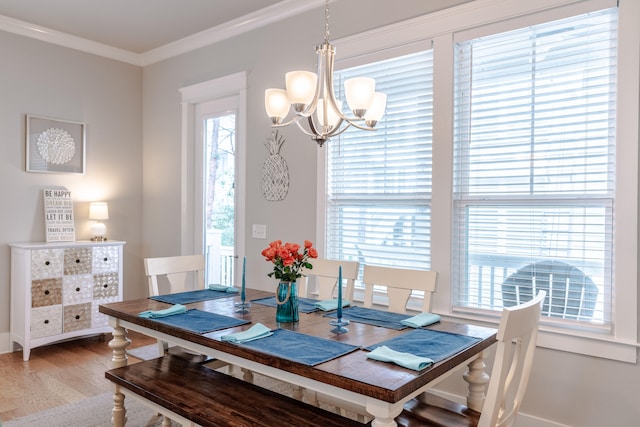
[105,354,369,427]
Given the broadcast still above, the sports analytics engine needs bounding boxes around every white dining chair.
[145,254,205,297]
[362,264,438,313]
[143,254,227,368]
[298,258,360,301]
[396,290,546,427]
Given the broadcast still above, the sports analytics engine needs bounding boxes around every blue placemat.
[233,328,360,366]
[251,296,320,313]
[145,309,250,334]
[366,328,482,363]
[150,289,235,305]
[324,306,409,330]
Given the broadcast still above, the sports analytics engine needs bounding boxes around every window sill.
[442,310,638,363]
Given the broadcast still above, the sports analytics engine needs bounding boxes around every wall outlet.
[252,224,266,239]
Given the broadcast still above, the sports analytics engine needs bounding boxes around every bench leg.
[111,387,127,427]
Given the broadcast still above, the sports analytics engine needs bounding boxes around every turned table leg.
[463,350,490,412]
[108,320,131,425]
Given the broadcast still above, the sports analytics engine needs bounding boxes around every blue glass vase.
[275,281,299,323]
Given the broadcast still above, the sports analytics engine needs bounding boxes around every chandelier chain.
[324,0,330,43]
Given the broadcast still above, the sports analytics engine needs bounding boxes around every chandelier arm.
[341,118,377,132]
[293,119,317,137]
[272,114,306,128]
[324,121,353,139]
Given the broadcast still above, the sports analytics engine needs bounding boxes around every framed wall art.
[26,115,85,174]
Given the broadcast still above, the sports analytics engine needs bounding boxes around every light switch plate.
[252,224,266,239]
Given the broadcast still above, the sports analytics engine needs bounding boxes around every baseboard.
[432,389,571,427]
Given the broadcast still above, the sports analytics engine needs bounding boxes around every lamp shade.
[265,88,290,122]
[345,77,375,113]
[285,71,317,106]
[364,92,387,124]
[89,202,109,220]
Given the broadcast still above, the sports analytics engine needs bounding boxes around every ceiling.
[0,0,326,63]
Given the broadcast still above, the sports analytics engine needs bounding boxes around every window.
[322,0,637,362]
[452,8,617,331]
[325,50,433,270]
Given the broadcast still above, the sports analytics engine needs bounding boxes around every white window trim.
[179,72,247,281]
[319,0,638,362]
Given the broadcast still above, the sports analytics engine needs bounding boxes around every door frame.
[179,72,246,285]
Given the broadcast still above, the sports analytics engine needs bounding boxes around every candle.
[241,256,246,302]
[337,265,343,319]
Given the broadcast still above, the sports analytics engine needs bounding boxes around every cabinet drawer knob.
[75,315,80,320]
[75,287,80,292]
[103,284,108,289]
[44,319,49,324]
[75,259,80,264]
[103,257,108,262]
[44,290,50,295]
[45,261,50,266]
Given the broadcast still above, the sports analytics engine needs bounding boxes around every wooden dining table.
[99,289,496,427]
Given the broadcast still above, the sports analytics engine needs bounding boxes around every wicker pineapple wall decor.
[262,130,290,201]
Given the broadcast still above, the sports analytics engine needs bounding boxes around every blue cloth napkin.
[139,304,187,318]
[208,284,239,293]
[314,298,351,311]
[221,323,273,344]
[251,296,320,313]
[366,345,433,371]
[324,306,409,330]
[401,312,441,328]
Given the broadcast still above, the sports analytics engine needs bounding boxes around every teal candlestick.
[241,256,246,302]
[337,265,343,318]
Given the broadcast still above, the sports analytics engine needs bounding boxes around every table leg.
[366,399,404,427]
[109,320,131,426]
[463,350,490,412]
[108,321,131,368]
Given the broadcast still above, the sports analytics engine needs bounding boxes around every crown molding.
[0,14,141,65]
[0,0,328,67]
[141,0,328,66]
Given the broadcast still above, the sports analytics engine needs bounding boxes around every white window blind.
[326,50,433,270]
[452,8,617,329]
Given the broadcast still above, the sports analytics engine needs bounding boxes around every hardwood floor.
[0,331,156,422]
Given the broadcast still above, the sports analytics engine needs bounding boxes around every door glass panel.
[204,113,236,285]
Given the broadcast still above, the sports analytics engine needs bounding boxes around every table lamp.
[89,202,109,241]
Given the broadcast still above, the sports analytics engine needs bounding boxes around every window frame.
[318,0,638,362]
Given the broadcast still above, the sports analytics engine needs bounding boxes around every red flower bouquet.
[261,240,318,282]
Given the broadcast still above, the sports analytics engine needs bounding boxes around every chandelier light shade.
[264,0,386,146]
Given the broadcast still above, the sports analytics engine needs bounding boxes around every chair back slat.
[362,265,437,313]
[298,259,360,301]
[479,290,545,427]
[144,254,205,296]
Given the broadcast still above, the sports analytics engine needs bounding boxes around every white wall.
[0,31,144,339]
[141,1,640,426]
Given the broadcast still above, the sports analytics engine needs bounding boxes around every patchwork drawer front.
[62,274,94,305]
[31,278,63,307]
[92,297,118,328]
[63,303,92,332]
[92,246,119,273]
[93,273,119,299]
[31,305,63,338]
[31,249,64,280]
[64,248,92,275]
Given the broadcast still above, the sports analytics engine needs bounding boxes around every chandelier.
[264,0,387,147]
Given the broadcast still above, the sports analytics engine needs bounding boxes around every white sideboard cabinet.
[10,240,125,361]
